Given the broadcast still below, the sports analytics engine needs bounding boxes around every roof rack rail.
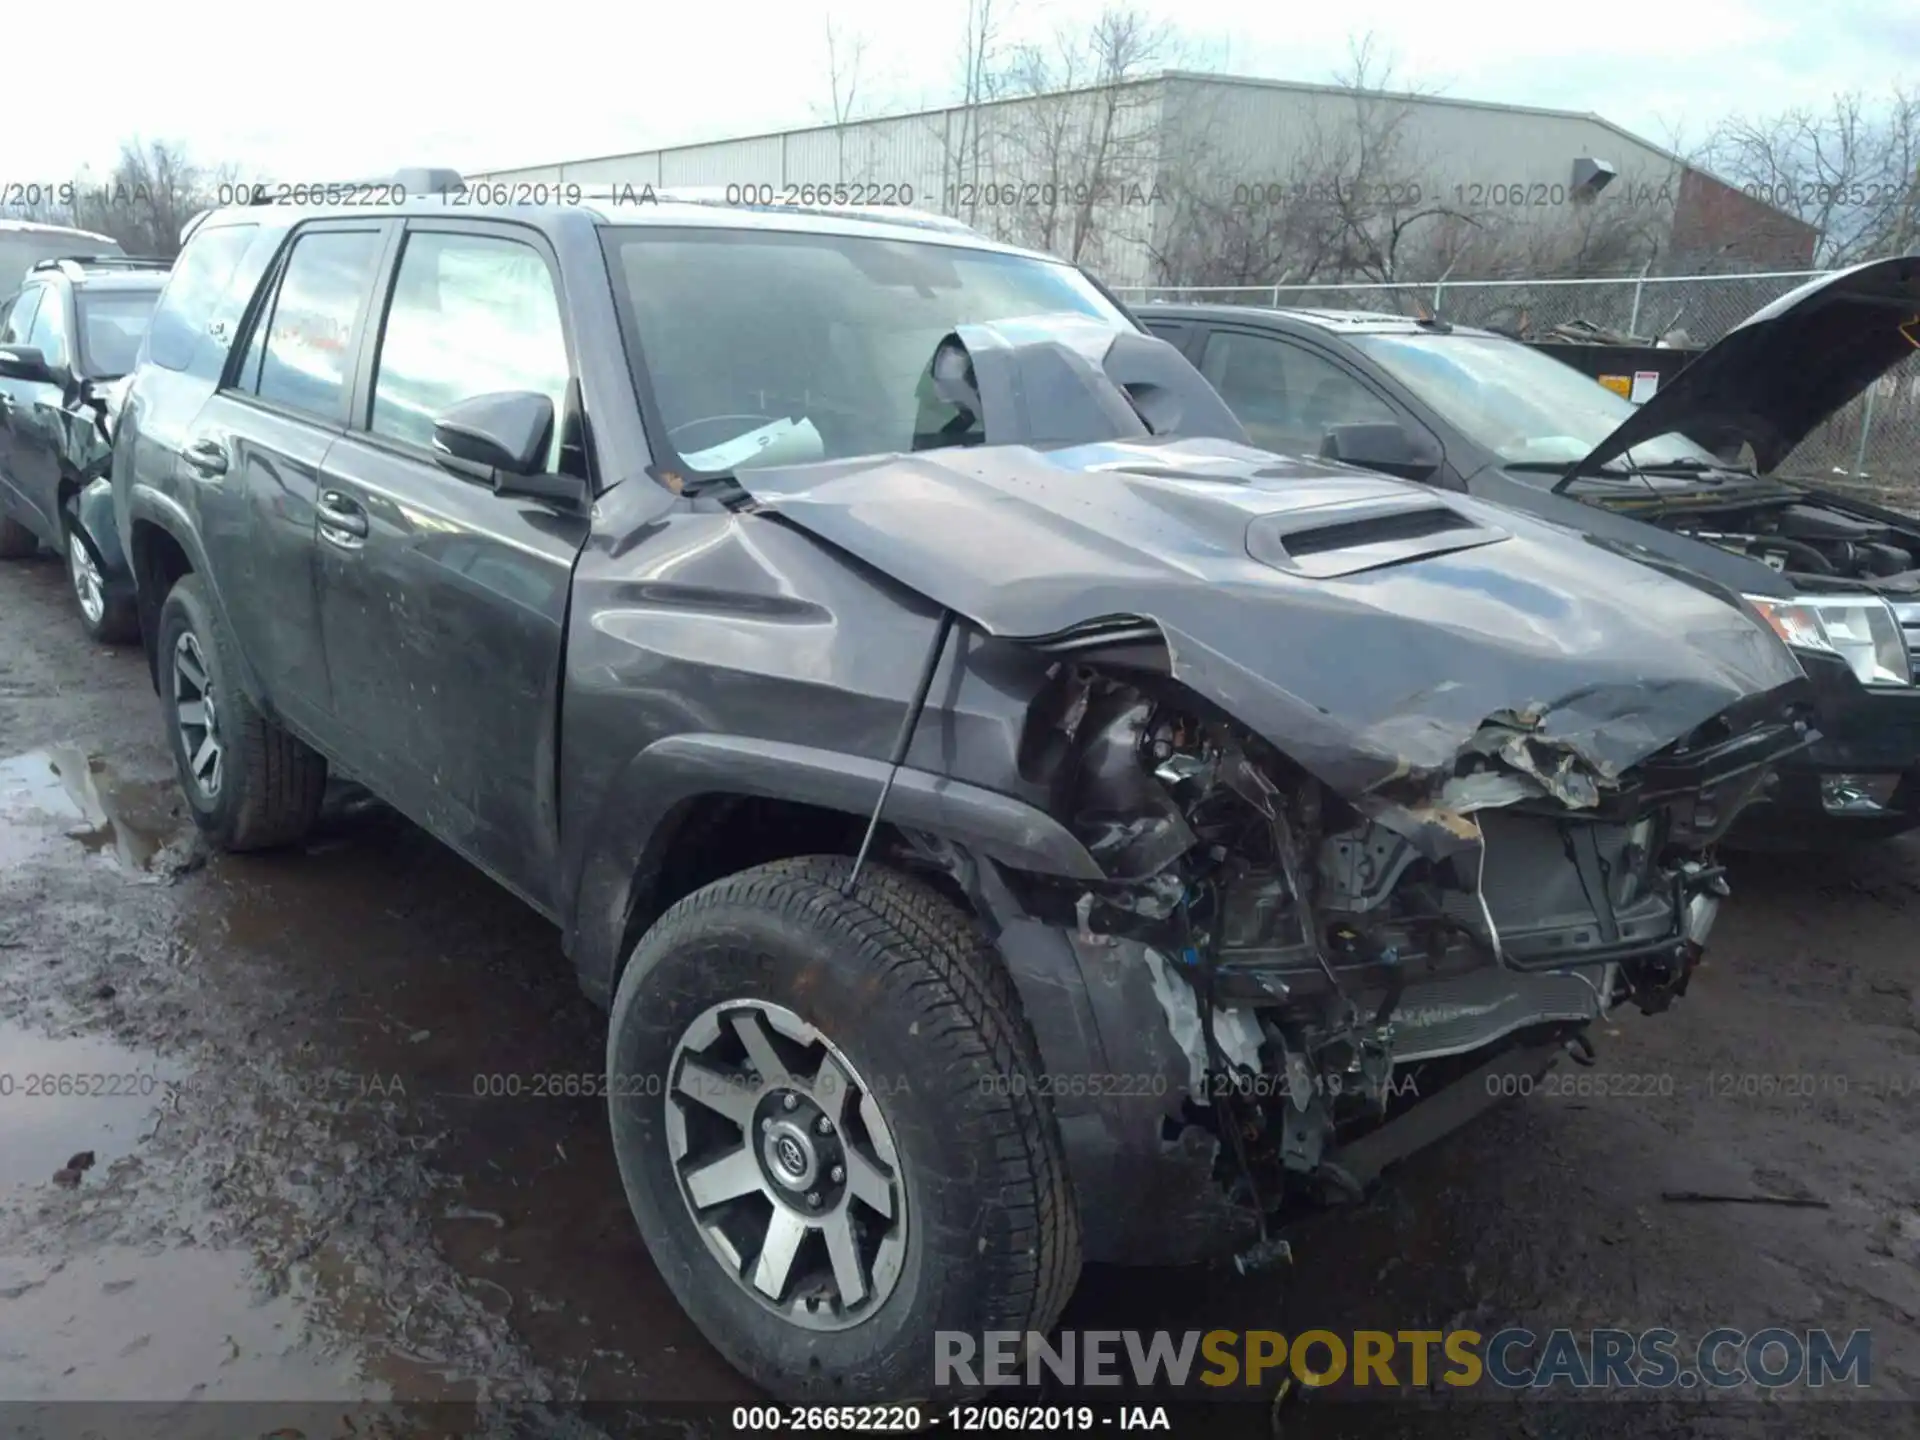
[644,186,984,237]
[234,167,465,205]
[30,254,172,276]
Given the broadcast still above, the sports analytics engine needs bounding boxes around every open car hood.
[1575,254,1920,477]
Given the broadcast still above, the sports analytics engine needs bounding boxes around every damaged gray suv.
[113,183,1814,1400]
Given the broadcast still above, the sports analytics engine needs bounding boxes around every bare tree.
[940,0,1015,227]
[822,19,869,183]
[984,6,1177,266]
[0,140,249,257]
[1700,87,1920,265]
[1149,35,1480,288]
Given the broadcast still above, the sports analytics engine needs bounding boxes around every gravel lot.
[0,553,1916,1438]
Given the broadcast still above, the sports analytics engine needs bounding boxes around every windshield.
[1351,332,1724,473]
[77,289,162,376]
[602,226,1131,471]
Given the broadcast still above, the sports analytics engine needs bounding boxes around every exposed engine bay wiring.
[996,655,1747,1243]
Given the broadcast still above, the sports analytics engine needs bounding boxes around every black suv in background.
[0,254,169,640]
[111,183,1810,1400]
[1145,268,1920,847]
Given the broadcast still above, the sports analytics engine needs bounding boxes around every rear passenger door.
[314,219,589,913]
[12,281,76,539]
[192,220,394,736]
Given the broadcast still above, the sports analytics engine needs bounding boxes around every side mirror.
[1320,421,1442,482]
[0,344,63,387]
[431,391,588,507]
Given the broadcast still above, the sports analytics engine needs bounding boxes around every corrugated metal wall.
[469,75,1704,287]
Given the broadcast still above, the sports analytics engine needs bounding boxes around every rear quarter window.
[146,224,261,371]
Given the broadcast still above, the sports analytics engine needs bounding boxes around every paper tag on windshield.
[1629,371,1660,404]
[681,417,825,473]
[1598,374,1632,398]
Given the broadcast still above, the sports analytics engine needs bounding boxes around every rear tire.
[0,514,37,559]
[156,572,327,850]
[608,855,1081,1402]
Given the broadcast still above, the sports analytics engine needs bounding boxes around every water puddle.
[0,1246,368,1400]
[0,1021,183,1191]
[0,748,182,875]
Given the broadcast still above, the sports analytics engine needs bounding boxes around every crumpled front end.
[729,323,1817,1255]
[976,644,1802,1246]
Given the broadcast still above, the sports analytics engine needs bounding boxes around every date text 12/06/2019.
[728,1404,1173,1432]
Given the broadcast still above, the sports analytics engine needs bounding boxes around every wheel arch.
[125,491,267,704]
[563,732,1104,1009]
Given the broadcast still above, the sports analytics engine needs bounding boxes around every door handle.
[182,437,229,478]
[317,489,369,546]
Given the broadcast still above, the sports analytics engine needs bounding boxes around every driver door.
[313,220,588,913]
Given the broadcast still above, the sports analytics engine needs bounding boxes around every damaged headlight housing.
[1744,593,1911,687]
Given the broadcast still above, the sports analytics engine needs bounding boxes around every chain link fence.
[1116,273,1920,504]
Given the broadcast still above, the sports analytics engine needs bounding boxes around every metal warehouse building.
[472,72,1813,288]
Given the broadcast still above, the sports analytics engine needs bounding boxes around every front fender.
[563,731,1103,1006]
[123,484,270,706]
[76,479,130,584]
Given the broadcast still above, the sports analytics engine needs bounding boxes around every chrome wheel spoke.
[813,1053,855,1125]
[821,1209,867,1307]
[191,735,219,779]
[843,1148,895,1219]
[683,1145,762,1209]
[751,1207,807,1301]
[676,1057,757,1126]
[176,700,208,728]
[731,1011,791,1088]
[175,646,207,694]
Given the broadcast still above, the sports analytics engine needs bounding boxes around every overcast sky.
[3,0,1915,184]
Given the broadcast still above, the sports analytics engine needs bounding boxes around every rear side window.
[147,224,258,371]
[244,229,384,421]
[369,231,570,467]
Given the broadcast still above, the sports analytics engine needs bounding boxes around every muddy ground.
[1,554,1917,1439]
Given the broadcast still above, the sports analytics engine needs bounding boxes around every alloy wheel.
[665,999,907,1330]
[68,533,106,626]
[172,631,224,799]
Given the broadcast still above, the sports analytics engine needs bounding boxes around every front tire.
[156,572,328,850]
[65,520,138,644]
[608,855,1081,1401]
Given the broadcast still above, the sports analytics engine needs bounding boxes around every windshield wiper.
[1523,456,1744,494]
[651,464,754,509]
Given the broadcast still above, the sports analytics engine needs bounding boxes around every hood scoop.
[1246,494,1508,579]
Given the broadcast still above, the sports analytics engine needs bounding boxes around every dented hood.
[741,438,1808,815]
[1575,254,1920,476]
